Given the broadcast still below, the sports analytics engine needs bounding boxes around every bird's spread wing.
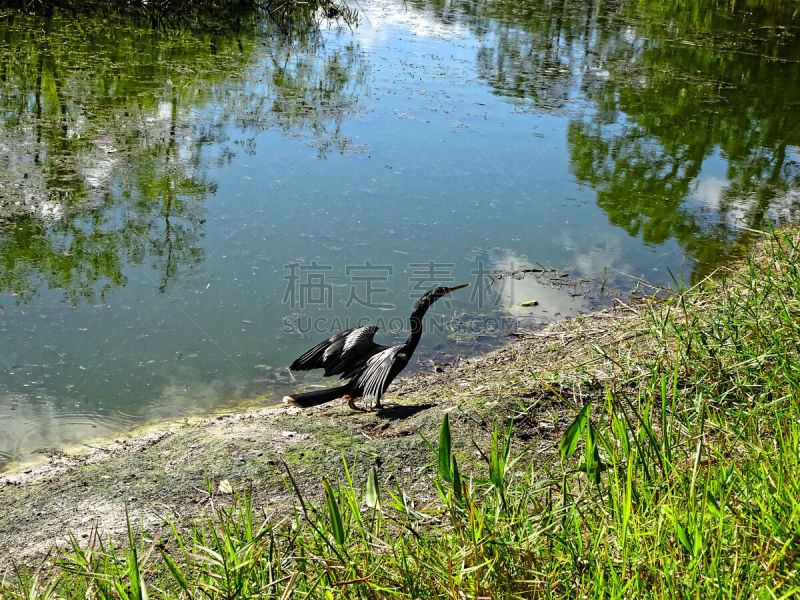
[290,330,350,371]
[357,345,406,402]
[290,326,381,378]
[343,326,379,353]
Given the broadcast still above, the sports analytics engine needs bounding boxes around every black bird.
[283,283,470,409]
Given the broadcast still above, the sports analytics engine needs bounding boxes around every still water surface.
[1,0,799,471]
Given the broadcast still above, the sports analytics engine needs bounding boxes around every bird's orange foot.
[345,395,358,410]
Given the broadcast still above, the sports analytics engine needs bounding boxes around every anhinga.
[283,283,470,409]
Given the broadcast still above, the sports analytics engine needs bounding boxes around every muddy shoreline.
[0,300,640,568]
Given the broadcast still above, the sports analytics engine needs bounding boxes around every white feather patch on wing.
[343,326,378,353]
[357,346,403,402]
[322,335,346,362]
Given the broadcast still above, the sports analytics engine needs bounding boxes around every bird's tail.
[283,383,353,408]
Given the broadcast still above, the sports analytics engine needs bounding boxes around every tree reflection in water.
[0,10,367,303]
[412,0,800,275]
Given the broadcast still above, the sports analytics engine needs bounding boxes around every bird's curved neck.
[406,296,433,349]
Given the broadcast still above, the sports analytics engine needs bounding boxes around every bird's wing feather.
[325,326,382,377]
[290,326,381,377]
[356,345,406,402]
[344,326,379,352]
[290,328,354,371]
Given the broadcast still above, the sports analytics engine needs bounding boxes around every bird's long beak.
[444,283,471,294]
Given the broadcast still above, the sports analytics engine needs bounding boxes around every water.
[1,0,798,471]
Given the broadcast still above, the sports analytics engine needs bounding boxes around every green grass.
[3,227,800,598]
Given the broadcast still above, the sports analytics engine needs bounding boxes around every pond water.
[1,0,798,472]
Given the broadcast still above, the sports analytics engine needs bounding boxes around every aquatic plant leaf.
[560,403,590,460]
[323,477,346,548]
[452,454,463,506]
[365,467,381,510]
[489,422,504,489]
[438,414,453,483]
[674,521,691,555]
[125,508,148,600]
[584,423,603,485]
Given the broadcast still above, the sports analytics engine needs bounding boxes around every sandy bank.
[0,299,641,567]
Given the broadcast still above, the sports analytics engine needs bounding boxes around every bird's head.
[414,283,471,312]
[430,282,470,299]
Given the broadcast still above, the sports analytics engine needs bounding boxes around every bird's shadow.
[376,402,436,421]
